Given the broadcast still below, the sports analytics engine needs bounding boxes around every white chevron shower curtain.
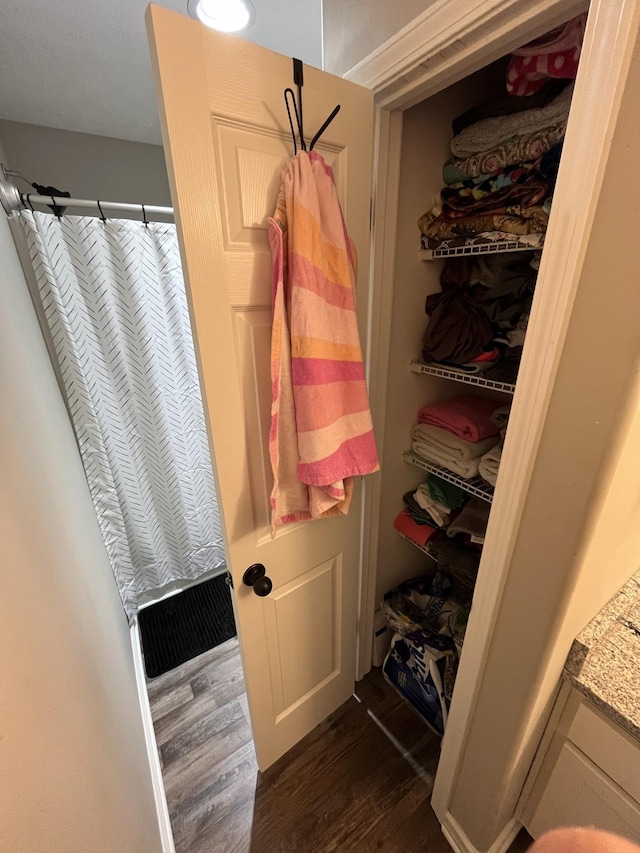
[19,211,226,620]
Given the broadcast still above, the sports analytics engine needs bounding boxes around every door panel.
[264,555,341,714]
[147,6,374,769]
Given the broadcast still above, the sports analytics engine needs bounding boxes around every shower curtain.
[19,210,226,621]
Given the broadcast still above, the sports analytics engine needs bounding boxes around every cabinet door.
[147,5,374,770]
[528,740,640,842]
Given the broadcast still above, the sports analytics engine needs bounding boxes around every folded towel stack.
[411,396,501,479]
[446,498,491,544]
[478,444,502,487]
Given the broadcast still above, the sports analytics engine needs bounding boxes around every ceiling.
[0,0,322,145]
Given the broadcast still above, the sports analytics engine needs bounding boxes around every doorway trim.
[131,622,176,853]
[346,0,636,848]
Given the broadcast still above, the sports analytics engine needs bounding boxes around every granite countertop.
[563,570,640,741]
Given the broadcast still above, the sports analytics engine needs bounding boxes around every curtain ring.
[141,203,148,228]
[96,200,106,223]
[25,193,35,212]
[51,194,62,220]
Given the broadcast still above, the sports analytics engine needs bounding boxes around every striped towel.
[267,151,379,531]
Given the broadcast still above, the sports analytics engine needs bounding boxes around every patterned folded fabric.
[439,170,548,221]
[507,15,586,96]
[418,203,549,250]
[420,231,546,252]
[450,85,572,157]
[443,124,566,184]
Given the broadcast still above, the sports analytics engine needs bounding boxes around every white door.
[147,5,374,769]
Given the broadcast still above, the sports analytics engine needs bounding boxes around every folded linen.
[507,16,585,96]
[446,498,491,543]
[412,424,499,461]
[451,78,570,136]
[478,444,502,487]
[414,483,453,528]
[411,440,482,480]
[418,203,549,250]
[426,473,466,510]
[417,395,501,442]
[393,509,438,548]
[403,490,441,528]
[450,85,573,157]
[491,405,511,430]
[443,125,566,184]
[439,169,548,220]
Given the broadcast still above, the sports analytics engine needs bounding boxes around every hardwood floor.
[147,637,453,852]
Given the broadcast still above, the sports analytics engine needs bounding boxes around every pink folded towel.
[418,395,500,442]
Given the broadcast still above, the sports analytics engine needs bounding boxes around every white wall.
[0,207,162,850]
[0,120,171,208]
[323,0,434,77]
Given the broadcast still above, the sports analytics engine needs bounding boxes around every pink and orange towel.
[268,150,379,531]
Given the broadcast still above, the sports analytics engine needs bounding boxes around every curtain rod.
[20,193,174,219]
[0,170,173,219]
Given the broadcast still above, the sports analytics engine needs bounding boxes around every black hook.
[284,57,340,155]
[310,104,341,151]
[96,200,106,223]
[141,203,148,227]
[284,88,300,155]
[32,182,69,217]
[292,58,306,152]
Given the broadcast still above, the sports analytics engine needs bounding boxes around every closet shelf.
[403,450,494,504]
[419,234,542,260]
[410,360,516,394]
[396,531,437,561]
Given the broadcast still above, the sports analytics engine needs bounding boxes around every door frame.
[348,0,637,847]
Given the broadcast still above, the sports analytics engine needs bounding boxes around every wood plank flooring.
[147,637,451,852]
[148,638,534,853]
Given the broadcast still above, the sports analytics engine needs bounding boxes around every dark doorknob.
[243,563,273,597]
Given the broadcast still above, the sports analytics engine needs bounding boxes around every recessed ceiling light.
[188,0,255,33]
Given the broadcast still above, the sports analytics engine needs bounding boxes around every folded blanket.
[412,424,499,460]
[446,498,491,542]
[479,444,502,487]
[403,490,441,527]
[491,405,511,430]
[414,483,452,528]
[418,395,501,442]
[450,85,573,157]
[452,78,570,136]
[440,164,548,219]
[443,124,566,184]
[426,473,466,510]
[440,172,548,221]
[418,202,549,250]
[411,440,482,479]
[393,509,438,548]
[507,16,585,96]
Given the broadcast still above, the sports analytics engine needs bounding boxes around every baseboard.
[130,621,176,853]
[441,811,521,853]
